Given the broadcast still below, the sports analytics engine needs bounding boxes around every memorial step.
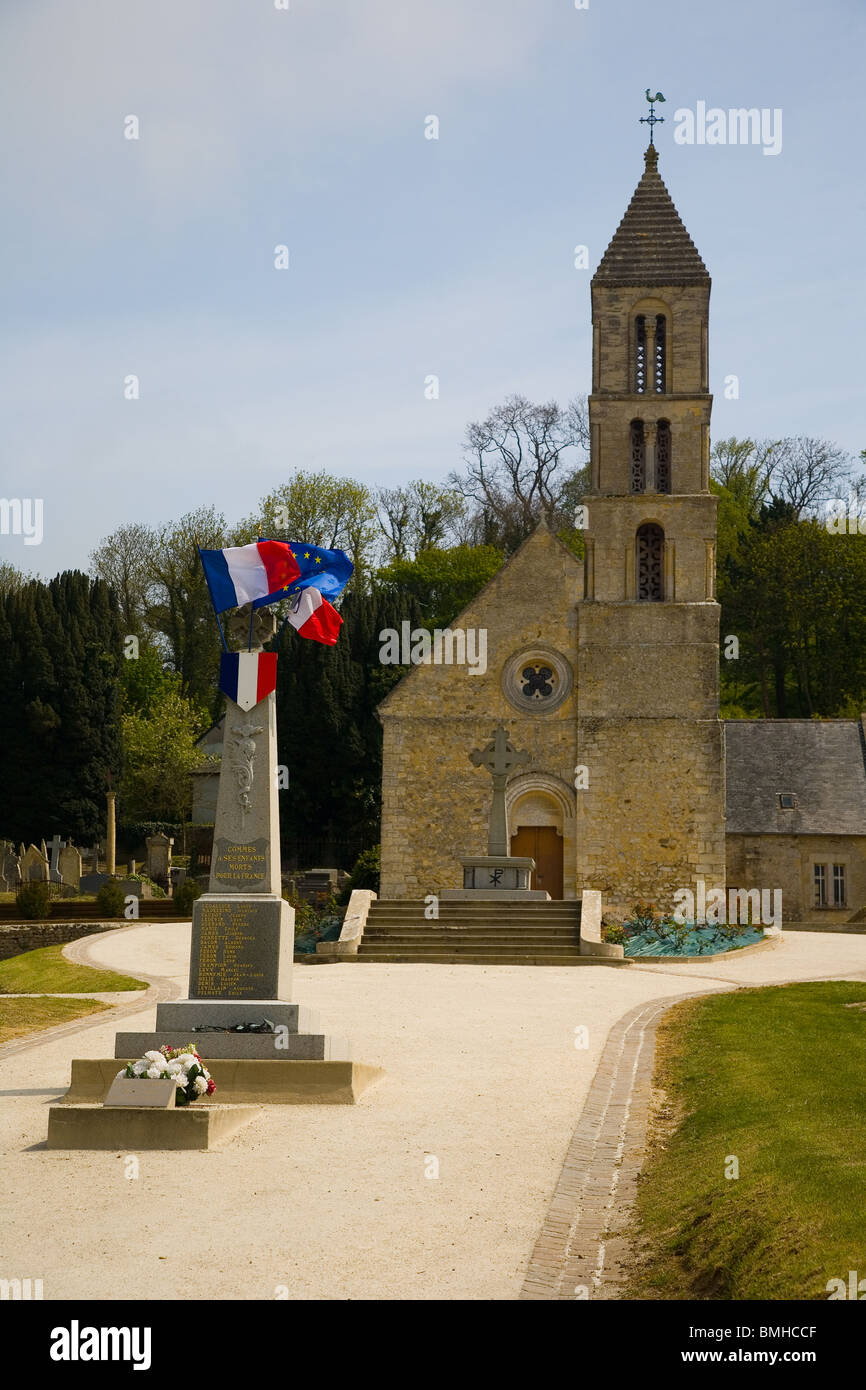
[114,1029,352,1061]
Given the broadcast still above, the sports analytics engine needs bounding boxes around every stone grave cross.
[47,834,66,883]
[469,725,530,857]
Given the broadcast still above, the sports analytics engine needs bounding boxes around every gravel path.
[1,923,864,1301]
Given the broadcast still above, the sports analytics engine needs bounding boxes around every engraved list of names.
[192,900,272,998]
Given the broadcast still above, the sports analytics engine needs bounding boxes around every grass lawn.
[0,995,109,1044]
[625,982,866,1300]
[0,944,147,995]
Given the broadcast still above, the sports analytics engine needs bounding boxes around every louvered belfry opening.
[630,420,646,492]
[635,315,647,393]
[654,314,666,392]
[656,420,672,493]
[636,522,664,600]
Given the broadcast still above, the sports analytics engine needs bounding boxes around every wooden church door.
[510,826,564,899]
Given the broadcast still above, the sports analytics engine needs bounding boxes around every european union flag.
[258,540,353,603]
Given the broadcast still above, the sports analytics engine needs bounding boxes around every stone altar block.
[440,854,549,901]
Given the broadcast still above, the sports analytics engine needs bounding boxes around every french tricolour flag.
[219,652,278,712]
[287,587,342,646]
[200,541,301,613]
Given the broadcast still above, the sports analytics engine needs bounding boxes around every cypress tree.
[0,572,123,844]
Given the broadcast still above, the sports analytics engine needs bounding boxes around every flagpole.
[195,540,230,655]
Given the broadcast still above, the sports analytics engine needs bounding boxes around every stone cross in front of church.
[469,725,530,857]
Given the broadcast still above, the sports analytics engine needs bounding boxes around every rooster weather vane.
[640,89,665,145]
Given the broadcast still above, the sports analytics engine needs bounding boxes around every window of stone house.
[814,864,827,908]
[778,793,797,809]
[833,863,846,907]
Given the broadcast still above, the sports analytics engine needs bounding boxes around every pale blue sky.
[1,0,863,575]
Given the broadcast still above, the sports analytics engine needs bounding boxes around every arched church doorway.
[508,789,565,899]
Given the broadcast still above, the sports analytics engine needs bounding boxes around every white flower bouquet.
[117,1044,215,1106]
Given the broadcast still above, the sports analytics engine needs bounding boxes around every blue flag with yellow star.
[251,540,353,608]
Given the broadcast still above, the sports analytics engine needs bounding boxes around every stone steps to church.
[353,951,604,965]
[363,931,579,944]
[369,902,579,912]
[359,938,581,951]
[366,911,581,924]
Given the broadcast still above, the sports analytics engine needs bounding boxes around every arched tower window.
[654,315,667,393]
[656,420,671,494]
[630,420,645,492]
[634,316,647,393]
[636,523,664,601]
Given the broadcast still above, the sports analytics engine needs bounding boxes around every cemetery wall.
[0,922,122,961]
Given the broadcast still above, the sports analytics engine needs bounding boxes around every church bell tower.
[575,138,726,912]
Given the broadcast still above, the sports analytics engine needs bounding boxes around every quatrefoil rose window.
[520,663,555,701]
[502,647,573,714]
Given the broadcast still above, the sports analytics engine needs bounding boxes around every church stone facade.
[374,145,866,922]
[379,144,727,914]
[378,524,582,901]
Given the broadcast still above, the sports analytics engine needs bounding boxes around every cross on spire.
[639,88,665,145]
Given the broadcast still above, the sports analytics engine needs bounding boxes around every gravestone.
[80,872,111,895]
[145,832,173,887]
[0,841,20,891]
[58,845,82,890]
[21,843,50,882]
[115,878,149,899]
[46,834,66,884]
[440,725,549,901]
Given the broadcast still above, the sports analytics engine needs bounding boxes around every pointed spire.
[593,146,709,287]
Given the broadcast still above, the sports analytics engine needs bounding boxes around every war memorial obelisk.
[114,604,351,1062]
[48,558,383,1146]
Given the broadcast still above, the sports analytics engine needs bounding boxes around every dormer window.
[778,793,797,809]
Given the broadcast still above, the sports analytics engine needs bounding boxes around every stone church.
[378,145,866,924]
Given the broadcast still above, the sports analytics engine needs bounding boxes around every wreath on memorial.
[116,1044,216,1106]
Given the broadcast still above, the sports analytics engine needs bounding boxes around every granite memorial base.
[114,996,350,1060]
[61,1058,385,1106]
[46,1102,261,1150]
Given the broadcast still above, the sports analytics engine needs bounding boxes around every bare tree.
[766,437,853,517]
[376,481,465,561]
[449,394,589,550]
